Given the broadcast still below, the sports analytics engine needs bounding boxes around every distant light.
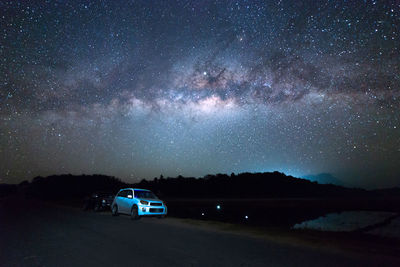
[245,215,248,219]
[203,71,207,76]
[216,205,221,210]
[201,212,205,216]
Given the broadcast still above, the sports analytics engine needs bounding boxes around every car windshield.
[134,190,157,199]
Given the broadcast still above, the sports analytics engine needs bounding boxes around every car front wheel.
[111,205,119,216]
[130,205,140,220]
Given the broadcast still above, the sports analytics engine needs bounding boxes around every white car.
[111,188,167,220]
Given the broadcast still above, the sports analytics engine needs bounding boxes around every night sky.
[1,0,399,188]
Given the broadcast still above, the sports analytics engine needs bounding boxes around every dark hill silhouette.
[371,187,400,196]
[137,172,366,198]
[0,184,17,197]
[25,174,127,200]
[302,173,343,186]
[12,171,371,200]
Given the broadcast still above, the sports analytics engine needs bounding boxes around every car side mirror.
[127,195,133,199]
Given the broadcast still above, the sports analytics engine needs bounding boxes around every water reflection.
[293,211,395,232]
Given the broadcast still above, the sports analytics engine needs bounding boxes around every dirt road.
[1,196,399,267]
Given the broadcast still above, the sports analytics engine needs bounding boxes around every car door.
[124,189,134,212]
[115,190,127,213]
[119,189,135,214]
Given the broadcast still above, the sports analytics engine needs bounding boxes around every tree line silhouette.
[3,171,394,200]
[137,172,368,198]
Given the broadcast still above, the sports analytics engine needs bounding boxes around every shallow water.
[293,211,396,232]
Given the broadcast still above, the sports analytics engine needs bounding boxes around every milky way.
[1,0,399,188]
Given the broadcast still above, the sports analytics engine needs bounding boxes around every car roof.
[119,188,151,191]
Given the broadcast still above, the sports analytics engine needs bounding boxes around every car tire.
[111,205,119,216]
[130,205,140,220]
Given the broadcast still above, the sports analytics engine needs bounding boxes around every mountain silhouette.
[302,173,343,186]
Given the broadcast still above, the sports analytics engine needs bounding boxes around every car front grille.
[149,208,163,213]
[150,202,162,206]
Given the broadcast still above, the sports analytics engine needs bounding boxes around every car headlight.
[102,200,106,203]
[140,200,149,205]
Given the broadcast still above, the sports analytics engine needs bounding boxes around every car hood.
[140,198,162,202]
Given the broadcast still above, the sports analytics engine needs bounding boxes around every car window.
[134,190,157,199]
[126,190,133,198]
[118,190,127,197]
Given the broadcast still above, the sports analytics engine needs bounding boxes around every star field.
[1,0,399,188]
